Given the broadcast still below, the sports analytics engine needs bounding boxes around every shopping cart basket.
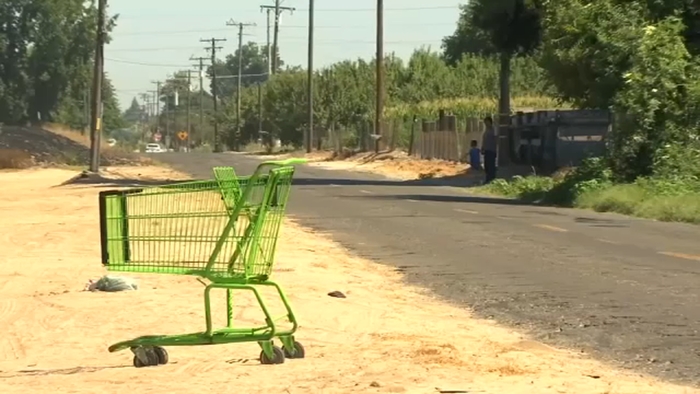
[98,159,306,367]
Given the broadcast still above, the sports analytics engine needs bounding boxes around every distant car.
[145,143,164,153]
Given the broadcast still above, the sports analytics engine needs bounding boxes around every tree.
[0,0,120,131]
[443,0,543,126]
[537,0,645,108]
[442,5,495,61]
[207,42,276,99]
[122,98,144,125]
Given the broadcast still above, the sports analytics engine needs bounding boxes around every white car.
[145,143,165,153]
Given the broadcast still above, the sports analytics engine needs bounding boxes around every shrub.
[480,157,612,205]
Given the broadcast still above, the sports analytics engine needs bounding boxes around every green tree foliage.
[538,0,700,179]
[208,42,278,98]
[443,0,544,123]
[219,50,552,149]
[538,0,645,108]
[155,71,216,145]
[0,0,122,132]
[611,18,699,180]
[122,98,145,125]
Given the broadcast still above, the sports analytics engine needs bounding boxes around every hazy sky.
[107,0,463,110]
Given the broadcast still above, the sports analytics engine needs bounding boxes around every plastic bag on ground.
[85,275,138,292]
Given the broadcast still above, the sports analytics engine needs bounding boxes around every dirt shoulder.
[0,123,152,168]
[0,167,695,393]
[249,149,481,182]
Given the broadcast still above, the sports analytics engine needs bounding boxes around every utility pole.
[190,56,207,144]
[260,1,294,74]
[306,0,313,153]
[186,70,192,150]
[151,80,161,137]
[375,0,384,153]
[258,82,263,139]
[201,38,226,152]
[263,8,272,75]
[226,20,255,151]
[139,92,150,142]
[88,0,106,172]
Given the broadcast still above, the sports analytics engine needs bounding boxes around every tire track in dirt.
[0,300,27,361]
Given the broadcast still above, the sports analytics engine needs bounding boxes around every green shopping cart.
[98,159,306,368]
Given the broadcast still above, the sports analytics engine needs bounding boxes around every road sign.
[177,131,188,141]
[154,132,162,142]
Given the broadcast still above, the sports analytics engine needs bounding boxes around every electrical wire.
[117,22,454,37]
[120,5,460,19]
[108,38,443,53]
[106,58,192,67]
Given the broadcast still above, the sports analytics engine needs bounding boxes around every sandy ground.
[0,167,697,394]
[254,150,473,181]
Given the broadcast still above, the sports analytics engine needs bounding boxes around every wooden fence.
[410,116,487,162]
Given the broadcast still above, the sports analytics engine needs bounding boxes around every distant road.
[157,152,700,386]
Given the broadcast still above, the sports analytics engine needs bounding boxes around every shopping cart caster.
[132,346,169,368]
[259,346,285,364]
[283,341,305,359]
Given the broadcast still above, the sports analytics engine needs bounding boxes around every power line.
[106,58,190,67]
[109,46,206,52]
[108,39,445,53]
[117,5,458,20]
[118,23,452,36]
[293,5,458,12]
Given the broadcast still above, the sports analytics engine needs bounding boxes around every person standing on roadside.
[481,116,498,184]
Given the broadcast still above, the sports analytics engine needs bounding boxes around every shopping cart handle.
[261,158,308,166]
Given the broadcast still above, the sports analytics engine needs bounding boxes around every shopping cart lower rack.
[98,159,306,367]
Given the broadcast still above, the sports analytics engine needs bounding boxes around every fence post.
[408,115,416,156]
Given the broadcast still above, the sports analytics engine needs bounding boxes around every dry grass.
[41,123,153,166]
[0,149,34,169]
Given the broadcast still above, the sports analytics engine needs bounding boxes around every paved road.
[157,152,700,385]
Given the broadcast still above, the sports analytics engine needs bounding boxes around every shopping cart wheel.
[152,346,169,365]
[132,348,160,368]
[283,341,305,359]
[259,346,285,364]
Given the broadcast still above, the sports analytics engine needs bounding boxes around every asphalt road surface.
[157,152,700,386]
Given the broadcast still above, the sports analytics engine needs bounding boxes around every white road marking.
[454,208,478,214]
[359,190,372,194]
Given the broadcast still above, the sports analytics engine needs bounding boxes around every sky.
[107,0,464,110]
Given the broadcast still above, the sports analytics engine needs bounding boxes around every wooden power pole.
[306,0,314,153]
[201,38,226,152]
[260,1,294,74]
[89,0,107,172]
[226,19,255,150]
[375,0,384,153]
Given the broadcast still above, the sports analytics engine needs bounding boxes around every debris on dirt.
[584,374,601,379]
[327,290,346,298]
[84,275,138,292]
[0,124,151,167]
[369,381,380,387]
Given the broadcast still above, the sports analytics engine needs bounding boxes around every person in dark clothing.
[468,140,482,171]
[481,116,498,184]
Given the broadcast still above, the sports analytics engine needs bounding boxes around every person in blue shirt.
[469,140,482,171]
